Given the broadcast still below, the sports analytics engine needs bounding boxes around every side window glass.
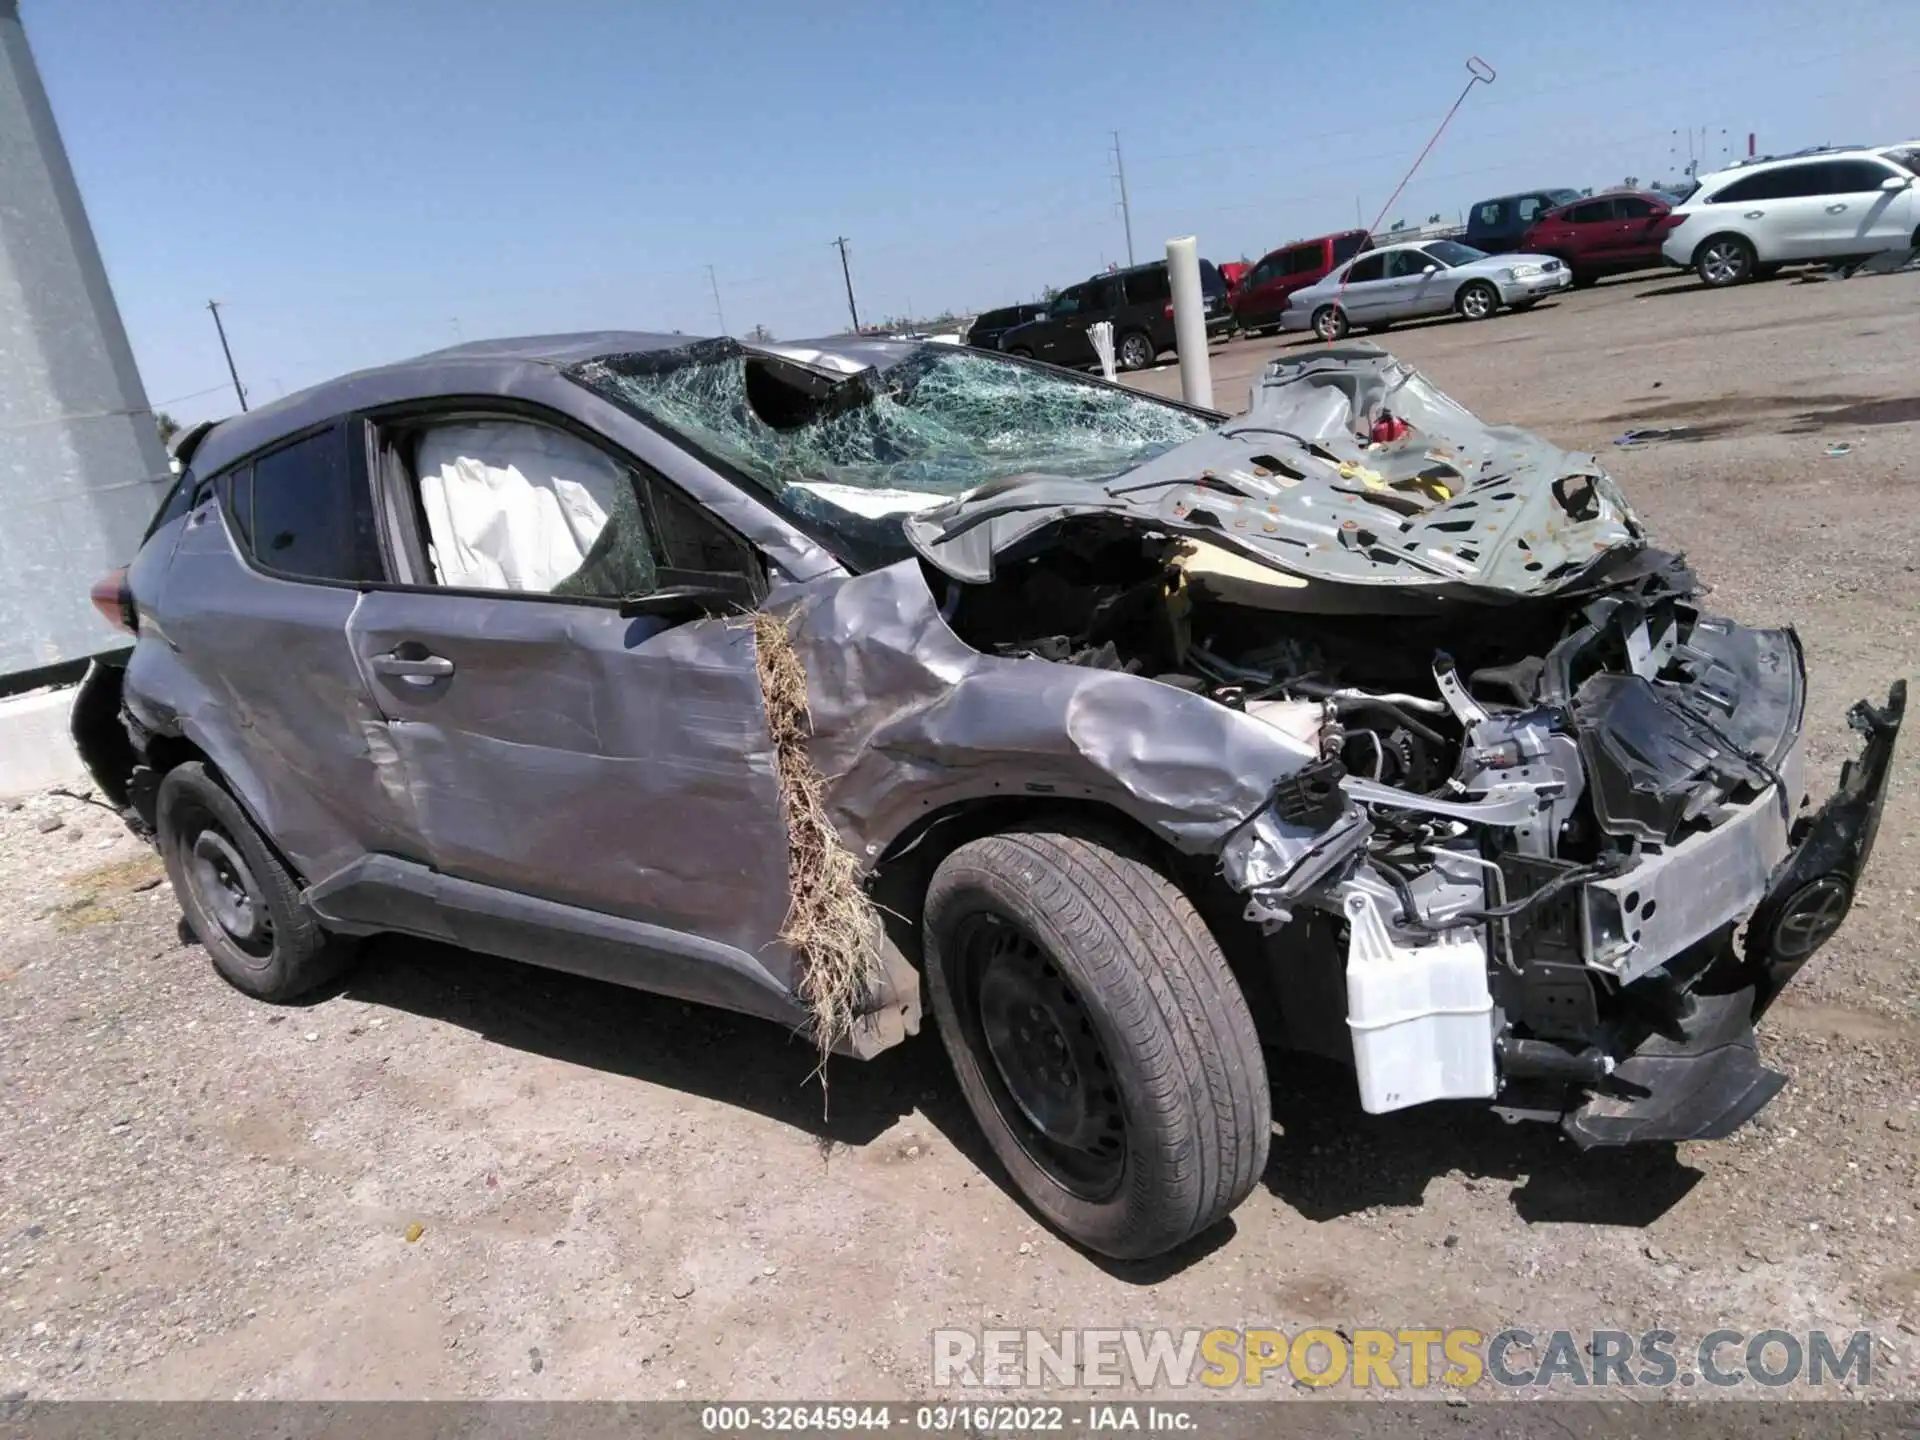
[1614,196,1655,218]
[1826,160,1891,192]
[1517,197,1545,223]
[1127,268,1170,304]
[1332,232,1367,263]
[408,420,659,599]
[143,470,198,540]
[1474,201,1506,228]
[249,427,384,583]
[1765,166,1816,199]
[1286,245,1319,275]
[1383,250,1423,279]
[1345,254,1386,284]
[222,465,254,550]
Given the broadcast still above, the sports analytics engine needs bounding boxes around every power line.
[704,264,727,335]
[833,236,861,333]
[1110,130,1135,268]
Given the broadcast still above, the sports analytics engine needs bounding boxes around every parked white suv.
[1662,148,1918,286]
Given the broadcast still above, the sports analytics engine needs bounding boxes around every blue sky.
[22,0,1919,424]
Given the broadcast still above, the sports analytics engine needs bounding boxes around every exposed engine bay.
[902,346,1905,1148]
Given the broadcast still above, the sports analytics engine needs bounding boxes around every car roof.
[1697,147,1889,184]
[1256,228,1369,263]
[186,330,908,478]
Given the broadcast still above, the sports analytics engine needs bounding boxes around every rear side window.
[1331,232,1367,264]
[1285,244,1324,275]
[1714,167,1808,203]
[1614,195,1658,218]
[1345,253,1387,284]
[1124,267,1170,304]
[243,426,384,584]
[1472,200,1509,229]
[1562,199,1613,223]
[1515,196,1552,223]
[1199,261,1226,298]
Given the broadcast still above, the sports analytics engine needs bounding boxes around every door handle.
[371,650,454,679]
[1825,204,1847,213]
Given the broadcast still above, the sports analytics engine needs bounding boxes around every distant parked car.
[1281,240,1570,341]
[1520,191,1686,286]
[1229,229,1372,335]
[964,303,1047,352]
[1661,150,1919,286]
[999,259,1232,371]
[1465,189,1583,254]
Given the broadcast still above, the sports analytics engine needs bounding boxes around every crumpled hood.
[905,342,1645,598]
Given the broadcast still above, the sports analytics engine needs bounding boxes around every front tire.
[157,762,357,1001]
[1456,280,1500,320]
[923,828,1270,1260]
[1116,330,1157,371]
[1696,235,1755,287]
[1311,305,1349,342]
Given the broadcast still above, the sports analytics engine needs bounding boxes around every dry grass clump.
[751,608,885,1084]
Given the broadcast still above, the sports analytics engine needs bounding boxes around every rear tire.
[923,828,1270,1260]
[1116,330,1157,371]
[1456,280,1500,320]
[1311,305,1349,342]
[1695,234,1755,287]
[157,762,357,1001]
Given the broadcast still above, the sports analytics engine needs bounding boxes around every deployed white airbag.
[415,421,629,592]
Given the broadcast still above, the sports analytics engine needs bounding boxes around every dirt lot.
[3,269,1917,1403]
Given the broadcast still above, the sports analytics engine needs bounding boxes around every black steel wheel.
[923,826,1269,1259]
[157,762,357,1000]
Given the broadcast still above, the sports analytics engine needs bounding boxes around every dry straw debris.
[751,607,885,1083]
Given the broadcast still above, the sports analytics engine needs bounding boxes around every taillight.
[1164,303,1175,319]
[1653,211,1684,234]
[90,568,137,635]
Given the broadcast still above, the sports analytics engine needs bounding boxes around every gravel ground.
[2,269,1917,1403]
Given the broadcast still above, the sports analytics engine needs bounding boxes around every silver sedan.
[1281,239,1572,341]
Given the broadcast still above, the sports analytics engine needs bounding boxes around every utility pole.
[1109,130,1135,268]
[206,300,247,412]
[704,264,727,335]
[833,236,861,333]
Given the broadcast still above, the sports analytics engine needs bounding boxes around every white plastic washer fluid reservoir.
[1344,890,1497,1114]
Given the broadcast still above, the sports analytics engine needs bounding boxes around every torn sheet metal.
[780,560,1346,883]
[904,342,1643,599]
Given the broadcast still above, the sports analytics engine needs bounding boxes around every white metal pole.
[1165,236,1212,409]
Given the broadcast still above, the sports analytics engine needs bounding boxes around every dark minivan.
[998,259,1232,372]
[1229,229,1372,334]
[1465,189,1583,254]
[964,303,1048,352]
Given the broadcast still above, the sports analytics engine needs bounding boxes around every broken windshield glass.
[569,341,1212,569]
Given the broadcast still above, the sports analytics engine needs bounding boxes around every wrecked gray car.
[76,333,1903,1260]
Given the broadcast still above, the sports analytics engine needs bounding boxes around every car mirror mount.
[619,568,760,622]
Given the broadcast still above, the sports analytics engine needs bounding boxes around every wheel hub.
[971,926,1122,1159]
[189,829,269,944]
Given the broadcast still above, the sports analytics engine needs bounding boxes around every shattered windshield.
[570,341,1213,568]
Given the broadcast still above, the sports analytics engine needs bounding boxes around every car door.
[1335,251,1391,321]
[155,423,431,885]
[1608,194,1668,264]
[1031,282,1094,364]
[341,409,797,984]
[1367,248,1436,321]
[1236,254,1283,326]
[1814,158,1915,251]
[1710,164,1828,259]
[1555,198,1615,265]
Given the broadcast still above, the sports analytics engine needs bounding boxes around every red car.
[1519,191,1685,287]
[1229,229,1371,334]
